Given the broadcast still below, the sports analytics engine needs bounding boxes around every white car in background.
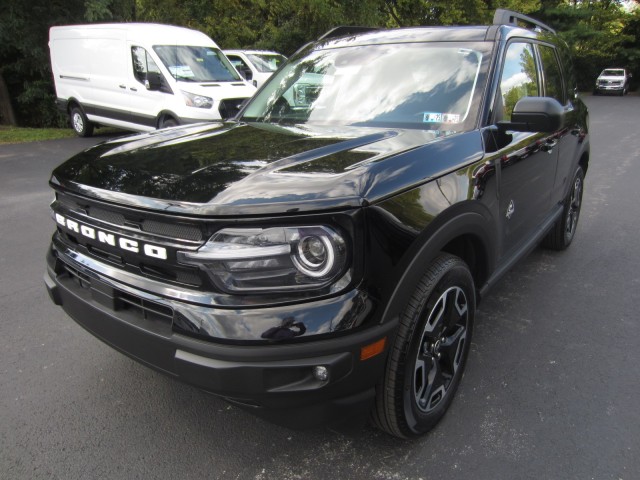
[224,50,287,89]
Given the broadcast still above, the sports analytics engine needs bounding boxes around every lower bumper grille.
[60,261,173,323]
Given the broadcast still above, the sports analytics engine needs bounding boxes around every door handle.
[130,87,138,92]
[541,139,557,153]
[119,84,126,89]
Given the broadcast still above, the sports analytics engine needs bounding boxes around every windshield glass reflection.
[154,45,241,82]
[242,43,488,130]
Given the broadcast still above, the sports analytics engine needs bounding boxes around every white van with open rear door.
[49,23,256,136]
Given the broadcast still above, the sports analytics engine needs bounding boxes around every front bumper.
[595,84,624,93]
[45,248,394,429]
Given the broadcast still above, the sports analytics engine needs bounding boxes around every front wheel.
[372,254,475,438]
[542,166,584,250]
[160,117,178,129]
[70,107,93,137]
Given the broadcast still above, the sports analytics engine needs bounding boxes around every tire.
[372,253,475,438]
[542,166,584,250]
[70,106,93,137]
[160,117,178,128]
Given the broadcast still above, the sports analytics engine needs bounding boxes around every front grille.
[56,192,204,242]
[218,98,247,119]
[61,262,174,323]
[53,191,210,289]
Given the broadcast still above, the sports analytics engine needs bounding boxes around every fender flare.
[378,205,498,328]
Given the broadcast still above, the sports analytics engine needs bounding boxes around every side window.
[539,45,565,104]
[131,46,161,84]
[496,42,539,122]
[227,55,252,80]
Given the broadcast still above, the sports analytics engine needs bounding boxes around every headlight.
[177,226,348,293]
[181,91,213,109]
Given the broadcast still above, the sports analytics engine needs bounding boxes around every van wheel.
[160,117,178,129]
[372,254,475,438]
[542,166,584,250]
[70,107,93,137]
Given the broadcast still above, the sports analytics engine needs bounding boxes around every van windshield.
[246,53,287,73]
[154,45,242,82]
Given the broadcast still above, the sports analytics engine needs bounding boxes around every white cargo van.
[49,23,256,136]
[224,50,287,89]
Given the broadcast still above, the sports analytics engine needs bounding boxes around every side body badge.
[506,200,515,220]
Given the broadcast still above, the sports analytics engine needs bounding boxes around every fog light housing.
[313,366,329,382]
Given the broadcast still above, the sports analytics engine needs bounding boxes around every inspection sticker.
[423,112,461,124]
[423,112,443,123]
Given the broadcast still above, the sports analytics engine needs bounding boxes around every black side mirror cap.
[497,96,565,133]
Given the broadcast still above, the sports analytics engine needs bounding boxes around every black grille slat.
[55,192,205,243]
[89,207,126,226]
[141,219,203,241]
[54,191,210,290]
[60,263,173,323]
[218,98,246,119]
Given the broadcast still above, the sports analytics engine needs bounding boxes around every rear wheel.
[70,106,93,137]
[372,254,475,438]
[542,166,584,250]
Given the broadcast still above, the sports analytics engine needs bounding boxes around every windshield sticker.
[423,112,443,123]
[423,113,461,124]
[169,65,194,78]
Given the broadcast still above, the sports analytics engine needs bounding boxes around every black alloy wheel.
[372,254,475,438]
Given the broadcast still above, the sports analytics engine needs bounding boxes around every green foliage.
[538,1,635,90]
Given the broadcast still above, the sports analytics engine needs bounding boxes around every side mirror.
[145,72,163,91]
[498,97,565,133]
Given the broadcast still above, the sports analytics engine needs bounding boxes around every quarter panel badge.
[506,200,515,220]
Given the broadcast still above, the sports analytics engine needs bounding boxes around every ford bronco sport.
[45,10,589,438]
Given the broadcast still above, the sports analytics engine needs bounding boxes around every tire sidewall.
[562,166,585,246]
[70,107,92,137]
[401,263,475,435]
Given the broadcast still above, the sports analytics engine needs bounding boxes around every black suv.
[45,10,589,438]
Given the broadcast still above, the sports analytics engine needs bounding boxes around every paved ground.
[1,96,639,480]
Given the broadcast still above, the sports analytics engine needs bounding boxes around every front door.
[493,41,558,257]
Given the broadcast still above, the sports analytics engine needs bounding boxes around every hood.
[51,122,484,216]
[178,80,256,98]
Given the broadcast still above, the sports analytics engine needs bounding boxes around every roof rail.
[493,9,556,34]
[317,26,380,42]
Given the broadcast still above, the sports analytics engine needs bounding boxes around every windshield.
[602,69,625,76]
[153,45,242,82]
[246,53,287,73]
[241,43,488,130]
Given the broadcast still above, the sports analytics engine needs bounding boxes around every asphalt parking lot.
[1,95,639,479]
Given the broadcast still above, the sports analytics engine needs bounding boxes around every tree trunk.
[0,71,17,126]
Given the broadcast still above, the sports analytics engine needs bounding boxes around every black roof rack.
[317,26,380,42]
[493,9,556,34]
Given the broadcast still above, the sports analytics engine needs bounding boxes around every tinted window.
[497,43,539,122]
[539,45,564,104]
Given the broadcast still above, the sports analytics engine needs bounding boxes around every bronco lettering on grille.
[54,213,168,260]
